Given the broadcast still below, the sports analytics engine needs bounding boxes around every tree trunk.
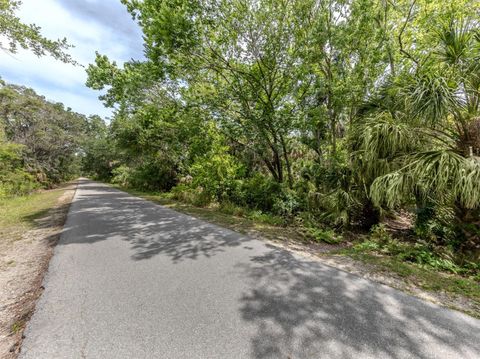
[356,199,380,229]
[263,157,280,182]
[280,133,293,188]
[454,204,480,252]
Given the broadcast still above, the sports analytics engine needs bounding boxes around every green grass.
[0,188,66,243]
[11,320,23,334]
[305,226,343,244]
[335,225,480,308]
[337,247,480,308]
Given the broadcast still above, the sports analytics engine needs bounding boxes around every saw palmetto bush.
[355,19,480,250]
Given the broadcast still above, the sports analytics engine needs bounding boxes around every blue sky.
[0,0,144,120]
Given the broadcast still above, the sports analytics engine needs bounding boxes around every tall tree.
[359,18,480,246]
[0,81,88,184]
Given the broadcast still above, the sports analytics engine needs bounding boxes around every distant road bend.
[20,179,480,358]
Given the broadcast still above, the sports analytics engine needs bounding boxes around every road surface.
[20,179,480,358]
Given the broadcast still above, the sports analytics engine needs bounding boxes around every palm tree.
[355,18,480,249]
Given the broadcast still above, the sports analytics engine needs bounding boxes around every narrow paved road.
[21,179,480,358]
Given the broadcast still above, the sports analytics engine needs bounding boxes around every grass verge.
[0,187,69,244]
[335,247,480,314]
[0,184,76,358]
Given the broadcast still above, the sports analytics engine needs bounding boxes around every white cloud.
[0,0,143,119]
[39,86,113,119]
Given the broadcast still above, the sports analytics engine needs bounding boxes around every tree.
[0,0,76,63]
[0,80,89,186]
[0,126,37,197]
[85,0,480,246]
[359,18,480,247]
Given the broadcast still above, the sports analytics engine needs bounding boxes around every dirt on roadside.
[0,183,77,359]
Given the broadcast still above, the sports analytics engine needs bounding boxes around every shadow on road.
[237,247,480,358]
[60,182,249,262]
[56,180,480,359]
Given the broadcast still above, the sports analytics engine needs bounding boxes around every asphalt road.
[20,179,480,358]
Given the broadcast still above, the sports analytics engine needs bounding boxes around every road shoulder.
[0,183,77,358]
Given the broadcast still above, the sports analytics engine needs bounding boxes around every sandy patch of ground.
[0,184,77,358]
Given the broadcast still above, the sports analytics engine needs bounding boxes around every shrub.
[247,210,284,226]
[301,159,377,229]
[272,190,301,219]
[353,224,474,275]
[238,174,283,212]
[0,169,38,198]
[170,184,211,207]
[190,128,242,202]
[0,140,39,197]
[306,226,343,244]
[219,201,245,217]
[370,224,392,244]
[131,161,177,191]
[111,161,177,192]
[415,204,456,243]
[111,165,132,187]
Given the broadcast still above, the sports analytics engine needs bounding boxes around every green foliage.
[83,1,480,259]
[132,161,177,192]
[190,125,242,202]
[111,161,177,192]
[218,201,245,217]
[246,210,284,226]
[0,0,76,63]
[81,116,116,181]
[272,190,301,219]
[170,185,211,207]
[110,165,131,187]
[370,151,480,210]
[305,226,343,244]
[355,17,480,245]
[369,224,393,244]
[415,204,456,243]
[0,80,94,195]
[353,224,478,276]
[236,174,283,213]
[0,169,38,198]
[0,132,37,197]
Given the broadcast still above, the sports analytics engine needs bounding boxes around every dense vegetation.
[82,0,480,273]
[0,79,101,197]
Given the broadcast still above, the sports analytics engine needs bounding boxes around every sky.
[0,0,144,120]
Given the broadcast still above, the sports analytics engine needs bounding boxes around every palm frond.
[370,171,413,208]
[435,19,473,66]
[352,112,420,180]
[457,156,480,209]
[403,72,462,126]
[371,150,480,209]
